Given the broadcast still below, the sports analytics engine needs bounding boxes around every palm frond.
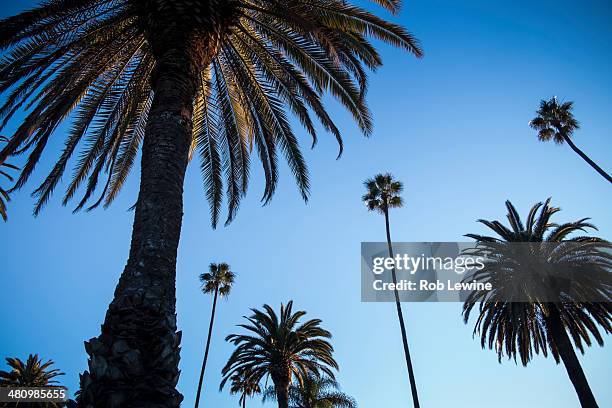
[0,0,421,223]
[221,301,338,398]
[362,172,403,214]
[463,199,611,366]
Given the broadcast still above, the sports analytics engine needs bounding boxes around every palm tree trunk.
[546,307,599,408]
[194,287,219,408]
[78,42,203,407]
[273,378,290,408]
[562,135,612,183]
[384,207,421,408]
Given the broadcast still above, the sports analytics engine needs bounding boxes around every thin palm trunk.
[546,307,599,408]
[562,135,612,183]
[194,286,219,408]
[384,205,420,408]
[78,43,203,407]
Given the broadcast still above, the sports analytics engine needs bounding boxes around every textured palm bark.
[546,307,599,408]
[272,376,290,408]
[78,40,202,407]
[275,382,289,408]
[384,205,420,408]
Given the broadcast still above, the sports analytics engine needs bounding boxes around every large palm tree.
[463,199,611,408]
[194,262,235,408]
[221,301,338,408]
[263,374,357,408]
[0,136,17,221]
[0,1,421,405]
[229,370,261,408]
[362,173,420,408]
[529,97,611,183]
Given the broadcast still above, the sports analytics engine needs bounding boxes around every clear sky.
[1,0,611,407]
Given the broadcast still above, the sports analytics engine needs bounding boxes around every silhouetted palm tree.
[263,374,357,408]
[0,354,64,386]
[529,97,611,183]
[0,354,65,407]
[0,1,421,405]
[229,370,261,408]
[0,136,17,221]
[221,301,338,408]
[362,173,420,408]
[194,262,235,408]
[463,199,611,408]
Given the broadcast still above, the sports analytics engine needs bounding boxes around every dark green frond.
[221,301,338,398]
[200,262,235,297]
[529,96,580,145]
[0,354,64,387]
[0,136,16,220]
[0,0,421,224]
[362,172,403,214]
[463,199,611,366]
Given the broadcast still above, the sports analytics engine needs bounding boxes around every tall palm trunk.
[78,40,203,407]
[383,205,420,408]
[562,135,612,183]
[545,306,599,408]
[194,286,219,408]
[273,376,290,408]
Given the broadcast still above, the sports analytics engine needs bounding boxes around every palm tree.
[0,1,422,405]
[0,358,64,408]
[0,354,64,387]
[229,370,261,408]
[463,199,611,408]
[529,97,611,183]
[221,301,338,408]
[0,136,17,221]
[263,374,357,408]
[194,262,235,408]
[0,354,66,408]
[362,173,420,408]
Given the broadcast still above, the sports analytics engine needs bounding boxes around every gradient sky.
[1,0,611,407]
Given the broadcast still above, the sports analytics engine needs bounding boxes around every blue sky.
[1,0,611,407]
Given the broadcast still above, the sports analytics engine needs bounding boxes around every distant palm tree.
[194,262,235,408]
[0,1,421,404]
[362,173,420,408]
[529,97,611,183]
[221,301,338,408]
[263,374,357,408]
[463,199,611,408]
[0,354,64,386]
[0,136,17,221]
[229,370,261,408]
[0,354,65,407]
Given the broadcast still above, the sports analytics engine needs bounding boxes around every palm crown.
[263,374,357,408]
[221,301,338,395]
[362,173,403,214]
[529,96,611,184]
[0,354,64,387]
[200,262,235,297]
[229,369,262,407]
[463,199,612,366]
[529,97,579,144]
[0,0,422,225]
